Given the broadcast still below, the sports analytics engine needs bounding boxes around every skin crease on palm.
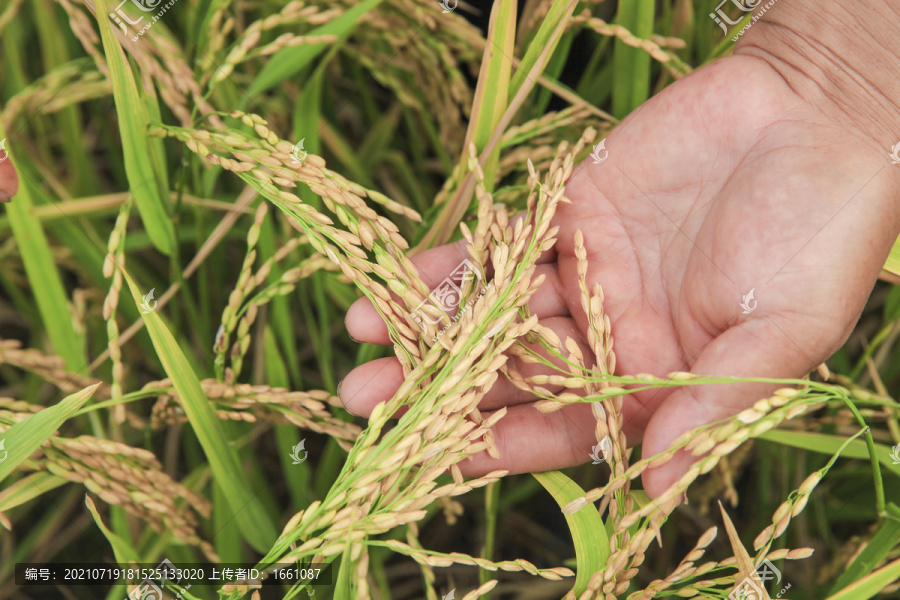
[341,19,900,498]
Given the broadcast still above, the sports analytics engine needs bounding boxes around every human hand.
[341,17,900,499]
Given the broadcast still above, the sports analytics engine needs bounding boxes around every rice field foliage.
[1,1,900,599]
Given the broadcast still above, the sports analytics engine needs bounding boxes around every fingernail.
[0,192,10,203]
[337,379,344,397]
[348,332,361,343]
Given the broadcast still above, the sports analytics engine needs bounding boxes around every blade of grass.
[414,0,578,252]
[120,270,277,553]
[533,471,608,595]
[257,217,303,387]
[480,480,500,596]
[830,502,900,593]
[509,0,576,98]
[296,46,338,391]
[5,174,87,370]
[95,0,174,255]
[462,0,516,192]
[612,0,655,118]
[757,430,900,479]
[34,3,92,195]
[213,481,243,563]
[0,472,68,513]
[245,0,387,99]
[265,328,311,508]
[332,544,355,600]
[882,235,900,280]
[825,556,900,600]
[0,383,99,483]
[530,32,574,118]
[85,495,139,564]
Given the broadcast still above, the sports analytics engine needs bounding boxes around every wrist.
[733,0,900,151]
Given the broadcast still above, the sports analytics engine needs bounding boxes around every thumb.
[640,318,817,499]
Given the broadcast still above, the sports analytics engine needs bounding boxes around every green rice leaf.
[95,0,175,255]
[246,0,387,98]
[0,383,99,484]
[509,0,577,98]
[534,471,608,594]
[0,472,67,514]
[464,0,516,191]
[612,0,655,118]
[5,176,86,370]
[825,556,900,600]
[757,430,900,479]
[883,234,900,280]
[829,503,900,593]
[120,271,277,552]
[85,495,139,564]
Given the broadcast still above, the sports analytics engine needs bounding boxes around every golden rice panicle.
[754,468,825,552]
[0,340,104,395]
[214,2,342,83]
[24,430,218,560]
[268,141,575,569]
[149,380,361,447]
[102,199,131,420]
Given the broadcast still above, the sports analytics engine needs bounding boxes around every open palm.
[342,54,900,498]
